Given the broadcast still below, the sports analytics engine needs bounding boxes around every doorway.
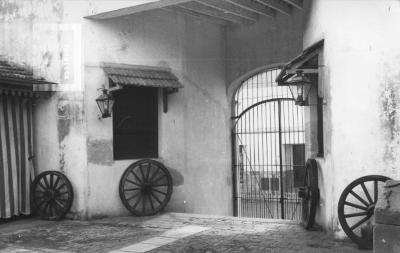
[232,67,305,220]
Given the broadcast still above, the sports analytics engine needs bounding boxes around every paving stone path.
[0,213,363,253]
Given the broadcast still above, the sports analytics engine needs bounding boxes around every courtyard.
[0,213,362,253]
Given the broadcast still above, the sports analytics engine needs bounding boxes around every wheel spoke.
[56,183,66,191]
[151,184,169,187]
[36,198,48,207]
[53,176,61,190]
[148,194,155,211]
[50,174,54,189]
[38,181,47,191]
[360,182,373,204]
[152,188,167,195]
[142,194,147,213]
[374,180,378,204]
[125,179,141,187]
[350,215,371,230]
[55,198,68,204]
[35,195,48,201]
[148,167,160,182]
[55,199,66,209]
[124,188,140,192]
[150,191,162,205]
[43,176,50,189]
[344,211,368,218]
[349,190,369,207]
[34,190,46,195]
[126,191,141,201]
[145,163,151,182]
[56,192,69,198]
[53,201,61,215]
[344,201,368,211]
[139,165,146,182]
[50,202,55,217]
[132,194,143,209]
[43,201,51,214]
[130,170,143,184]
[152,174,167,184]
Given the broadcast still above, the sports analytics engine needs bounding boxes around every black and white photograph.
[0,0,399,252]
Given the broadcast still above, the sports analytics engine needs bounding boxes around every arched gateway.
[232,66,305,220]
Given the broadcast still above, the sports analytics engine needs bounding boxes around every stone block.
[374,224,400,253]
[374,180,400,253]
[375,180,400,226]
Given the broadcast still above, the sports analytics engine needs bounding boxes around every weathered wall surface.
[83,8,231,218]
[0,0,231,218]
[226,9,304,93]
[0,0,89,218]
[303,0,400,237]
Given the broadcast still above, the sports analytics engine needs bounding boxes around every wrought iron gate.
[232,67,305,220]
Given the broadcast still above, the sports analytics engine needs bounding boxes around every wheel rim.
[299,158,319,229]
[338,175,390,246]
[119,159,173,216]
[31,171,74,220]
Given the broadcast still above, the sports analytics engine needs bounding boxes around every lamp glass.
[286,70,312,106]
[96,89,113,118]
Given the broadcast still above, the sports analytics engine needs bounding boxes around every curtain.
[0,94,34,219]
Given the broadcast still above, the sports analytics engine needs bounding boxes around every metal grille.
[232,67,305,220]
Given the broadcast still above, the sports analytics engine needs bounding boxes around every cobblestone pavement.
[0,213,364,253]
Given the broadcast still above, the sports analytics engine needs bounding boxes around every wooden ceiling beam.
[255,0,292,15]
[224,0,276,18]
[195,0,259,22]
[86,0,194,20]
[178,1,253,24]
[282,0,303,10]
[166,6,229,26]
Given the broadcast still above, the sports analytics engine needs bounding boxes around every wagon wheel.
[298,158,319,229]
[119,159,173,216]
[338,175,390,248]
[31,171,74,220]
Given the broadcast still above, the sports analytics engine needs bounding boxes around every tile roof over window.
[0,60,53,85]
[102,63,183,89]
[0,59,55,95]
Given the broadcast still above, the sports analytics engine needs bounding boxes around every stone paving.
[0,213,364,253]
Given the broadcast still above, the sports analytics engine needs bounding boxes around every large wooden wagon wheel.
[338,175,391,249]
[31,171,74,220]
[119,159,173,216]
[298,158,319,229]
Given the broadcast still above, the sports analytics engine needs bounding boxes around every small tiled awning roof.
[0,59,56,95]
[102,63,183,89]
[276,39,324,85]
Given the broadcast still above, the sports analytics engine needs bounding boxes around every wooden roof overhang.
[102,63,183,113]
[276,39,324,85]
[85,0,304,26]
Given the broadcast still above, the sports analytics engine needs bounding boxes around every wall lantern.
[281,70,312,106]
[96,88,114,118]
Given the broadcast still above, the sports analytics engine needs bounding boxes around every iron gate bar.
[278,101,284,219]
[232,98,294,122]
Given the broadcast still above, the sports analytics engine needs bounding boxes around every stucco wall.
[0,0,231,219]
[0,0,89,219]
[83,9,231,218]
[304,0,400,237]
[226,8,304,91]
